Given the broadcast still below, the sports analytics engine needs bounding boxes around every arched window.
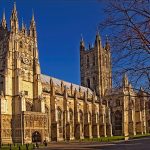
[87,55,89,68]
[69,109,74,136]
[89,112,92,123]
[79,110,83,123]
[102,100,107,105]
[96,112,99,123]
[87,79,90,88]
[26,102,32,111]
[69,109,73,123]
[57,107,63,133]
[116,99,121,106]
[105,79,108,89]
[19,41,23,48]
[79,110,84,133]
[93,54,95,66]
[115,110,122,131]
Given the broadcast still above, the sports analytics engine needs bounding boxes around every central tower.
[80,32,112,97]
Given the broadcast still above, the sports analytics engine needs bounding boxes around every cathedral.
[0,3,150,144]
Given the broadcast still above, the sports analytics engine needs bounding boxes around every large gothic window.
[69,109,74,136]
[69,109,73,123]
[79,110,84,133]
[115,110,122,131]
[88,112,92,123]
[57,107,63,133]
[96,112,99,123]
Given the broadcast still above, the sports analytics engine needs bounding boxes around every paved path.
[39,137,150,150]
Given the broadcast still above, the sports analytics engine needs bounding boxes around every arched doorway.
[32,131,41,142]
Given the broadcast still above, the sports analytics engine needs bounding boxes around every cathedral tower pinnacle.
[10,2,19,33]
[80,34,85,51]
[29,11,37,39]
[1,10,7,29]
[94,29,101,48]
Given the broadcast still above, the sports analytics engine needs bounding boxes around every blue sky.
[0,0,105,84]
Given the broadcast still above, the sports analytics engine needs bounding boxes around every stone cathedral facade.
[0,4,150,144]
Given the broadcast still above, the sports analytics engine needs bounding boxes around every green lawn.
[1,144,40,150]
[129,133,150,139]
[80,133,150,142]
[80,136,125,142]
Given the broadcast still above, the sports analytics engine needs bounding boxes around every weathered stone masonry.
[0,3,149,144]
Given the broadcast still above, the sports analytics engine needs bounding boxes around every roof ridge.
[41,74,93,93]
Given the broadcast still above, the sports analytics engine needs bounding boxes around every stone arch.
[32,131,42,142]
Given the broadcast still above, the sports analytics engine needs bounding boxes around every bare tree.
[99,0,150,92]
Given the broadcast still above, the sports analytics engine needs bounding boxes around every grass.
[129,133,150,139]
[0,143,45,150]
[80,133,150,143]
[80,136,125,142]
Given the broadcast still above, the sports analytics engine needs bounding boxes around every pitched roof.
[40,74,93,94]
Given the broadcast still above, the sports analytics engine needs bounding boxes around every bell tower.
[80,32,112,97]
[0,3,43,115]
